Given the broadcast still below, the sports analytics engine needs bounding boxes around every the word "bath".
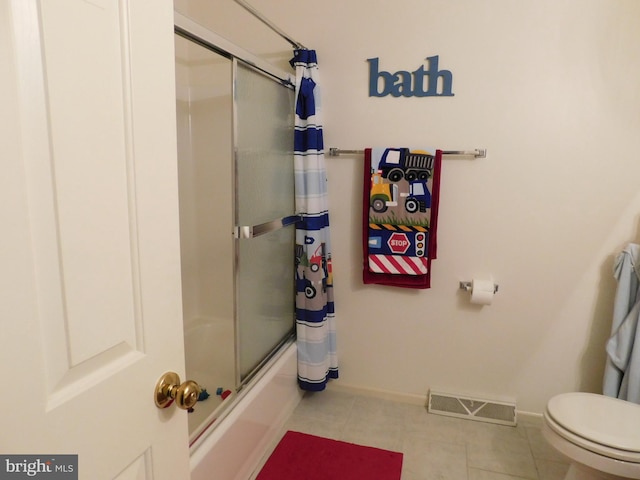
[367,56,454,98]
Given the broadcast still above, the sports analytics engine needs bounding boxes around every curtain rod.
[328,148,487,158]
[234,0,307,50]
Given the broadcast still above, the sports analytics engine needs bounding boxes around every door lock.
[154,371,202,410]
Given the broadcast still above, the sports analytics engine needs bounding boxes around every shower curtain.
[291,49,338,391]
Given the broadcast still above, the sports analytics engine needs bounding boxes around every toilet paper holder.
[459,281,499,294]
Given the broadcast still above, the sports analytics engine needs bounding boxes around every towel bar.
[328,148,487,158]
[234,215,301,239]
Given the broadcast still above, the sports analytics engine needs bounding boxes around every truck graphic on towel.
[370,172,432,214]
[379,148,434,182]
[366,147,438,275]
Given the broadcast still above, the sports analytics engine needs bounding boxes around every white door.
[1,1,190,479]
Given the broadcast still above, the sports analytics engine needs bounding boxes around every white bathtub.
[189,341,303,480]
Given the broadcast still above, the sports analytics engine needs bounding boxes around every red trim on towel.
[362,148,442,289]
[429,148,442,261]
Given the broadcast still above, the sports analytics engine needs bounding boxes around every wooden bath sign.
[367,55,454,97]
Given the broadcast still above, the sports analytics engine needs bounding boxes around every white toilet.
[542,392,640,479]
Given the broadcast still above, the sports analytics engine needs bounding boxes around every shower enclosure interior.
[174,25,297,442]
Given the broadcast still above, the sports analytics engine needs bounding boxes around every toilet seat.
[545,392,640,463]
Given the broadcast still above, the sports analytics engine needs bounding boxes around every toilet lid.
[547,393,640,453]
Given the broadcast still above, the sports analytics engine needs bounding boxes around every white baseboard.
[327,382,544,426]
[516,410,543,426]
[327,382,427,406]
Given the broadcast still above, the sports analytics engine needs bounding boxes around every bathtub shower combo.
[174,14,304,478]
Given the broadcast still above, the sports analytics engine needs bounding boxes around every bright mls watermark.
[0,456,77,479]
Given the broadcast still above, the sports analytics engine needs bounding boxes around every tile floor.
[253,388,570,480]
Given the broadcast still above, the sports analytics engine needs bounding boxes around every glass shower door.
[174,33,235,438]
[234,60,296,384]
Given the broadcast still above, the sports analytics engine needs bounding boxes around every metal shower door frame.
[175,13,297,391]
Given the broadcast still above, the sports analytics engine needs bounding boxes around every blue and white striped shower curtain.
[291,49,338,391]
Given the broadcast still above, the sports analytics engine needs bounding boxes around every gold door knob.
[154,371,202,410]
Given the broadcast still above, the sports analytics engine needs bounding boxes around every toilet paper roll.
[470,279,494,305]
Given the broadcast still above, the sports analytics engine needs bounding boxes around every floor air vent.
[428,391,517,426]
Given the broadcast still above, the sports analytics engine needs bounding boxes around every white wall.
[178,0,640,413]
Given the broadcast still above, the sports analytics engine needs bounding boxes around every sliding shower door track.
[174,12,295,88]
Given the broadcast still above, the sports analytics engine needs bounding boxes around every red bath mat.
[256,430,403,480]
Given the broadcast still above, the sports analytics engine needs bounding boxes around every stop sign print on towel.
[369,230,429,275]
[387,232,410,254]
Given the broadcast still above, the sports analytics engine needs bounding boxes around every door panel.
[234,61,296,382]
[1,1,188,478]
[237,226,296,381]
[35,0,142,404]
[235,61,295,227]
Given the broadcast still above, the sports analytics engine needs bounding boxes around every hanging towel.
[603,243,640,404]
[362,147,442,289]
